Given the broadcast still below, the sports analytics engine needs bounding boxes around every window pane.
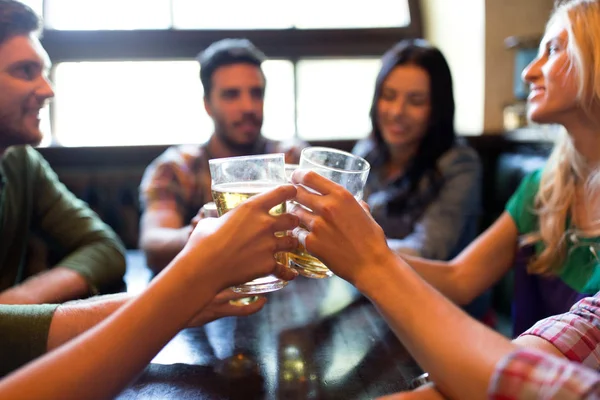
[261,61,296,141]
[296,59,381,141]
[38,107,52,147]
[52,60,294,147]
[172,0,292,29]
[173,0,409,29]
[44,0,171,30]
[295,0,410,29]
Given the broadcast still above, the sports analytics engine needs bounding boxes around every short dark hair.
[196,38,266,98]
[0,0,40,46]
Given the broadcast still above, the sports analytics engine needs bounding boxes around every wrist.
[354,249,397,296]
[168,246,224,298]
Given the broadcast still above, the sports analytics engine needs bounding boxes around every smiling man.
[139,38,305,273]
[0,0,126,304]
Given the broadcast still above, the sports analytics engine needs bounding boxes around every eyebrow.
[8,58,50,72]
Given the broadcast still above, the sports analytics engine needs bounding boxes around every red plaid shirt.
[488,295,600,398]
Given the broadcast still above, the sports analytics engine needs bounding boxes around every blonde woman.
[390,0,600,338]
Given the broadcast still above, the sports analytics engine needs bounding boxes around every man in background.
[140,38,304,273]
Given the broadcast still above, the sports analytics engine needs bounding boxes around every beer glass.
[289,147,370,278]
[209,153,290,294]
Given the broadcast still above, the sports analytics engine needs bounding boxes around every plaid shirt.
[489,295,600,398]
[139,137,302,223]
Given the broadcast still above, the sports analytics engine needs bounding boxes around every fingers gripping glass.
[290,147,370,278]
[209,153,290,295]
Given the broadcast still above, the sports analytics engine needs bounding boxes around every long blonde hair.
[527,0,600,275]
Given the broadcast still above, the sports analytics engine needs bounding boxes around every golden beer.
[288,239,333,279]
[211,181,289,292]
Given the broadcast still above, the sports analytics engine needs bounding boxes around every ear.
[204,96,213,118]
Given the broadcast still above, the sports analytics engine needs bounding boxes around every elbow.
[444,261,476,306]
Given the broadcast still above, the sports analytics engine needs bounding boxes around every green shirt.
[0,145,126,375]
[506,169,600,294]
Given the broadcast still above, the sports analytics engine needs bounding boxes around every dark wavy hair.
[0,0,40,46]
[196,38,266,98]
[369,39,456,194]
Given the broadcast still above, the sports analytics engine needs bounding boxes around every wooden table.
[117,251,422,399]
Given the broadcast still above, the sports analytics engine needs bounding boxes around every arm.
[399,212,519,305]
[0,185,299,399]
[291,171,600,399]
[139,206,191,274]
[388,147,482,261]
[47,288,270,351]
[23,148,126,302]
[0,268,89,304]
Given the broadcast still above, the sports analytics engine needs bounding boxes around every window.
[52,60,295,146]
[296,59,381,140]
[38,0,421,146]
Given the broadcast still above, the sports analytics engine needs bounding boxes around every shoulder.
[352,138,377,158]
[1,145,49,178]
[436,142,481,175]
[269,138,307,164]
[2,145,41,165]
[146,144,204,174]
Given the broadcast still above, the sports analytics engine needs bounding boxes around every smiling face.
[0,34,54,151]
[521,18,580,126]
[375,64,431,151]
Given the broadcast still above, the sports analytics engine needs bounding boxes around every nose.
[389,97,407,117]
[36,75,55,102]
[522,56,543,85]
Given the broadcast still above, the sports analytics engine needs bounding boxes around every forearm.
[0,268,90,304]
[0,251,218,400]
[398,254,473,305]
[357,255,516,399]
[47,293,133,351]
[140,226,192,273]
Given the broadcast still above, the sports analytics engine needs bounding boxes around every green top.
[506,169,600,294]
[0,145,126,376]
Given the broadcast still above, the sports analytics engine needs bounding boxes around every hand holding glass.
[209,153,290,294]
[290,147,370,278]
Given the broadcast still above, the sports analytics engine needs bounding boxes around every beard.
[215,129,258,153]
[0,111,42,149]
[213,113,263,153]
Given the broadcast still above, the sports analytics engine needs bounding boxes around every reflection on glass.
[44,0,171,30]
[297,58,381,140]
[52,60,294,147]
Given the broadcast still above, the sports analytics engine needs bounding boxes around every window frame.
[40,0,422,61]
[38,0,422,145]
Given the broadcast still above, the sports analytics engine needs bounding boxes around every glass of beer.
[209,153,290,294]
[289,147,370,278]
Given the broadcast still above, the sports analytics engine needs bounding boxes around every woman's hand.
[290,170,394,287]
[187,289,268,327]
[182,184,300,292]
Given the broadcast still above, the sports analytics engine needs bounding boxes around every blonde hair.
[526,0,600,275]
